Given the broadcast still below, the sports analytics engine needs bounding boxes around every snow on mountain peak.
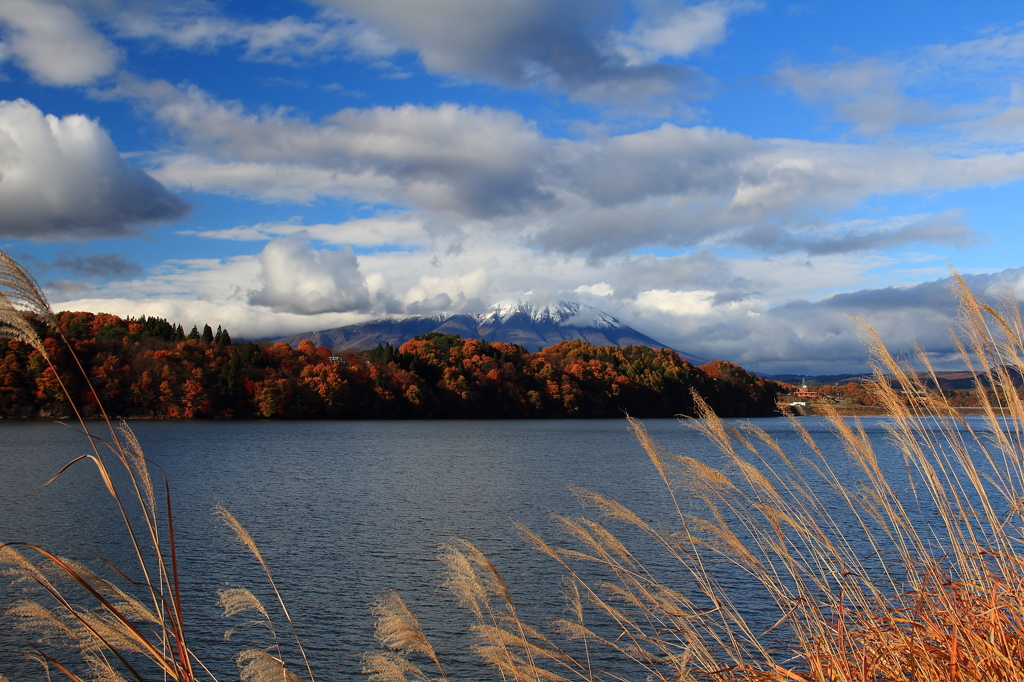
[480,299,623,329]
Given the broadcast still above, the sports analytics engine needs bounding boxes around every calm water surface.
[0,418,928,679]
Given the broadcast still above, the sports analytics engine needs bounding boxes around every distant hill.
[273,300,707,365]
[765,373,871,385]
[766,368,1024,390]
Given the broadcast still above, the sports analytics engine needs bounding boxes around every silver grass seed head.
[0,250,57,323]
[84,652,131,682]
[371,590,435,657]
[218,587,270,620]
[0,297,49,358]
[361,651,430,682]
[0,250,58,358]
[236,649,306,682]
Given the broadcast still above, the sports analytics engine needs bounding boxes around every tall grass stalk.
[0,252,311,680]
[365,272,1024,681]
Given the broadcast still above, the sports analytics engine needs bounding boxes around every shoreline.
[784,404,1007,418]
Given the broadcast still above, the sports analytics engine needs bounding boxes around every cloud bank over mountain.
[52,232,1024,374]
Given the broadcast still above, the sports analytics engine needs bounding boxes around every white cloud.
[774,24,1024,135]
[149,154,397,203]
[51,294,378,341]
[0,98,190,239]
[775,59,935,135]
[47,252,376,340]
[961,105,1024,142]
[0,0,398,73]
[112,10,364,63]
[404,268,491,312]
[0,0,118,85]
[248,231,371,314]
[574,282,613,297]
[180,215,428,247]
[635,288,718,316]
[924,23,1024,71]
[611,0,761,65]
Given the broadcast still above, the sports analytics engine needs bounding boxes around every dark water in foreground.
[0,418,937,679]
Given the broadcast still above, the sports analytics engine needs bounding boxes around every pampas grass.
[364,272,1024,681]
[0,249,311,681]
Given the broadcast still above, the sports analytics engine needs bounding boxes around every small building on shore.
[794,379,819,400]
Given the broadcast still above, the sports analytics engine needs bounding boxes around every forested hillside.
[0,311,781,419]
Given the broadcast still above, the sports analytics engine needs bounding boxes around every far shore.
[783,403,1008,418]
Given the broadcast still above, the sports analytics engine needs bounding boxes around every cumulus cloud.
[0,0,119,85]
[0,99,191,239]
[248,231,371,314]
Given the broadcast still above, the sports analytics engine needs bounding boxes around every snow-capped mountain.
[272,300,706,365]
[480,300,623,328]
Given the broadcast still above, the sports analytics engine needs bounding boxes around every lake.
[0,417,936,679]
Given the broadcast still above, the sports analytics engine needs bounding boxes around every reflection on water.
[0,417,922,679]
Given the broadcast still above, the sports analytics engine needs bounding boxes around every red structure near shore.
[794,380,819,400]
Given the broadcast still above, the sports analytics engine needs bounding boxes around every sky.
[2,0,1024,374]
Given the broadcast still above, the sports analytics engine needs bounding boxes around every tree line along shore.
[779,378,1011,415]
[0,311,783,419]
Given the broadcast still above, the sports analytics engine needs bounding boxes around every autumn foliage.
[0,311,781,419]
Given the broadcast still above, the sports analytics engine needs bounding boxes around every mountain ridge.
[272,300,707,365]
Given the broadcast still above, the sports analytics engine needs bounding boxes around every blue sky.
[2,0,1024,373]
